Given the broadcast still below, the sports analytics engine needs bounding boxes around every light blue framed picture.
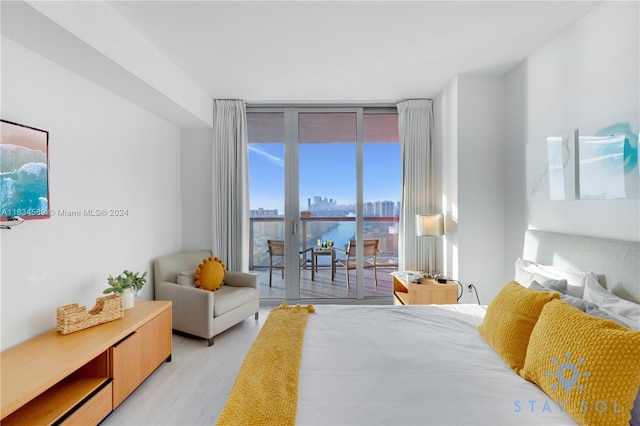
[578,111,639,200]
[527,130,576,201]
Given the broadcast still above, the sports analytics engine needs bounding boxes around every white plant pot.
[122,288,135,310]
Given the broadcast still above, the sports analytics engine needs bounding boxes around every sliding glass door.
[248,106,399,302]
[298,111,357,299]
[362,113,401,295]
[247,111,286,299]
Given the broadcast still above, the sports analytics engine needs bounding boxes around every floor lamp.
[416,213,445,278]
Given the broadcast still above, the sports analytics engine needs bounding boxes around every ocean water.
[318,221,355,251]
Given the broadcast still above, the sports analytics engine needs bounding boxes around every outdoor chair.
[267,240,313,287]
[335,239,379,289]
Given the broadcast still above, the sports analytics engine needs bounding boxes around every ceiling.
[2,1,602,127]
[107,1,600,103]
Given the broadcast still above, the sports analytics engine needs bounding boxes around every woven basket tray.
[57,294,124,335]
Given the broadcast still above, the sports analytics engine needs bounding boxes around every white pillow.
[529,280,592,311]
[527,277,568,293]
[583,275,640,329]
[586,305,638,330]
[534,275,567,293]
[514,259,535,286]
[176,270,196,287]
[560,293,594,312]
[515,264,560,289]
[514,258,595,298]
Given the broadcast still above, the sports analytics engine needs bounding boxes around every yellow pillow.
[194,256,225,291]
[477,281,559,374]
[521,299,640,426]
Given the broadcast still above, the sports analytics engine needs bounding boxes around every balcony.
[249,216,399,299]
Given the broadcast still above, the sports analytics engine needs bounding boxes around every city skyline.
[250,197,399,217]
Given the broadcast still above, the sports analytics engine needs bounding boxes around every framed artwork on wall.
[577,111,639,200]
[527,110,639,201]
[0,119,50,221]
[526,130,576,201]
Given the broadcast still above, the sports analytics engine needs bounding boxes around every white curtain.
[397,99,436,272]
[211,100,250,271]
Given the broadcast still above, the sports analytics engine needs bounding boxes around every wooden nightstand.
[393,275,458,305]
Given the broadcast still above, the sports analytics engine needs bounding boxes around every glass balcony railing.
[249,216,399,270]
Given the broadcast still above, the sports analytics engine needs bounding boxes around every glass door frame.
[248,104,398,303]
[287,107,365,301]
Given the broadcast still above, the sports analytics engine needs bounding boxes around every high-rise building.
[310,195,338,211]
[363,202,374,217]
[377,201,395,217]
[250,208,279,217]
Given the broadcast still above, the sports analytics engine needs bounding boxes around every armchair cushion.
[195,256,225,291]
[214,285,258,316]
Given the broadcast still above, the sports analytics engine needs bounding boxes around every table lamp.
[416,213,445,278]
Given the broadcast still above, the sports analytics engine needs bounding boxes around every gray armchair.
[153,250,259,346]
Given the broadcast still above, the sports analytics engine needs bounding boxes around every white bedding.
[296,304,577,425]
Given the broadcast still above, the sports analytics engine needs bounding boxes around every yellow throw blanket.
[216,303,315,426]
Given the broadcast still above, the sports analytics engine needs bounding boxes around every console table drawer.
[62,381,112,425]
[111,308,172,408]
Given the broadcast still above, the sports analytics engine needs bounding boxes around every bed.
[218,230,640,426]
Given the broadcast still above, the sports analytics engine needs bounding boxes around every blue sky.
[249,142,401,213]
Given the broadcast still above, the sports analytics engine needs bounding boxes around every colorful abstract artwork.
[0,120,50,220]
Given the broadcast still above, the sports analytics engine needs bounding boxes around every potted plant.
[123,270,147,294]
[103,270,147,310]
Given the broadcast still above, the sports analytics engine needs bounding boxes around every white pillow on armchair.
[177,270,196,287]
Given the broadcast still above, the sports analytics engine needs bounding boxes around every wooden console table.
[1,300,172,425]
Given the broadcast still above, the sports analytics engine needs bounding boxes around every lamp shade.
[416,214,444,236]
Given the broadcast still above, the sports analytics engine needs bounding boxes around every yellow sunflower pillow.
[194,256,225,291]
[521,299,640,426]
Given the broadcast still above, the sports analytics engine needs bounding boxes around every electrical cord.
[468,283,481,305]
[448,279,481,304]
[449,279,464,301]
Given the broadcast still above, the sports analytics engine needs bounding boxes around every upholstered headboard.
[523,229,640,304]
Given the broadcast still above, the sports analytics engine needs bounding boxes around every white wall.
[503,1,640,274]
[0,38,183,350]
[434,77,458,283]
[437,2,639,303]
[457,75,506,303]
[435,75,506,304]
[180,128,213,252]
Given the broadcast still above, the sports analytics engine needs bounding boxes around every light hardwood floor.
[100,309,269,425]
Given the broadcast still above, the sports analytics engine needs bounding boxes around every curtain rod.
[245,102,400,108]
[245,99,432,107]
